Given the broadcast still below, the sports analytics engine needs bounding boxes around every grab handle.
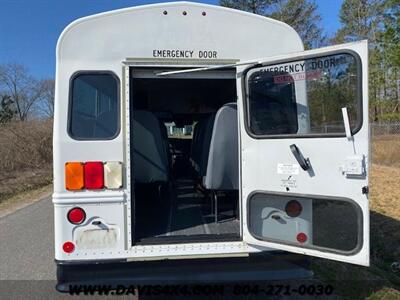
[290,144,310,171]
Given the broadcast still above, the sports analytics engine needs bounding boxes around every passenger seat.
[158,120,173,179]
[190,114,216,175]
[203,103,238,222]
[131,110,170,184]
[198,114,216,178]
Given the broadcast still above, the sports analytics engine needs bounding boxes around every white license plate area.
[74,221,120,250]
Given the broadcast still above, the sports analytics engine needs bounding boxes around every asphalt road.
[0,197,339,299]
[0,196,55,280]
[0,197,137,299]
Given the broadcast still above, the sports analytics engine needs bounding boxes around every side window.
[246,53,361,137]
[69,73,119,139]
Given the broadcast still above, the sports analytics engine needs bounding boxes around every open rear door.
[239,41,370,266]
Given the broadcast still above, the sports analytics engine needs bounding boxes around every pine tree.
[381,0,400,112]
[334,0,384,44]
[382,0,400,68]
[219,0,324,49]
[333,0,400,121]
[0,95,16,124]
[269,0,324,49]
[220,0,274,14]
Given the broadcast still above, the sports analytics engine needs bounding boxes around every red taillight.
[84,162,104,189]
[297,232,308,243]
[67,207,86,224]
[63,241,75,253]
[285,200,302,217]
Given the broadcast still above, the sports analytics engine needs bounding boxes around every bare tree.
[37,79,55,118]
[0,63,46,121]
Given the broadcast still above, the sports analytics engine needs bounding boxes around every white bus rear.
[53,2,370,290]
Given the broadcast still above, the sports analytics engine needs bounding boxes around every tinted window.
[247,71,297,135]
[69,73,119,139]
[246,53,361,136]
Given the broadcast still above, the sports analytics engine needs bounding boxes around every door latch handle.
[290,144,310,171]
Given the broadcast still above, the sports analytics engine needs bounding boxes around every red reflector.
[67,207,86,225]
[63,241,75,253]
[84,162,104,189]
[285,200,302,217]
[297,232,308,243]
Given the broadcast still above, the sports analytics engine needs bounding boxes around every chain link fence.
[371,122,400,136]
[167,122,400,137]
[315,122,400,136]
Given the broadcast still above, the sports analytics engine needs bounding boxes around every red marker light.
[285,200,302,218]
[63,241,75,253]
[84,162,104,189]
[297,232,308,243]
[67,207,86,225]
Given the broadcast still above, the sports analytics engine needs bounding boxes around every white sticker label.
[277,163,299,175]
[281,178,297,188]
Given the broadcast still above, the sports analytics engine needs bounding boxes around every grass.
[0,120,52,203]
[372,135,400,168]
[0,167,52,202]
[312,135,400,299]
[0,184,52,218]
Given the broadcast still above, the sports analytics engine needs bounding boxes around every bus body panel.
[54,2,304,261]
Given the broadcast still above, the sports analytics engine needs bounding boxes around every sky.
[0,0,343,79]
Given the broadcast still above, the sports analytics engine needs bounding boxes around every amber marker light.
[65,162,84,190]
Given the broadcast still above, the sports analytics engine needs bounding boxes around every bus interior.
[130,68,241,244]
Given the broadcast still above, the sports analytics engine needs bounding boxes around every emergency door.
[239,41,370,266]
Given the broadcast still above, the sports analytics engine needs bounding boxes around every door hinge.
[362,186,369,194]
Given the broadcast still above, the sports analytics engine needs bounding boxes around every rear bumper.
[56,251,312,292]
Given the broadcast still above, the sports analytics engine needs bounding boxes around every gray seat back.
[190,117,213,172]
[158,120,172,171]
[190,120,203,170]
[204,103,238,190]
[198,114,216,177]
[132,111,169,183]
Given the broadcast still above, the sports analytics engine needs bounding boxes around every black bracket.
[362,186,369,194]
[290,144,310,171]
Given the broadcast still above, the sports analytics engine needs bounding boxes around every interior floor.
[134,179,240,245]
